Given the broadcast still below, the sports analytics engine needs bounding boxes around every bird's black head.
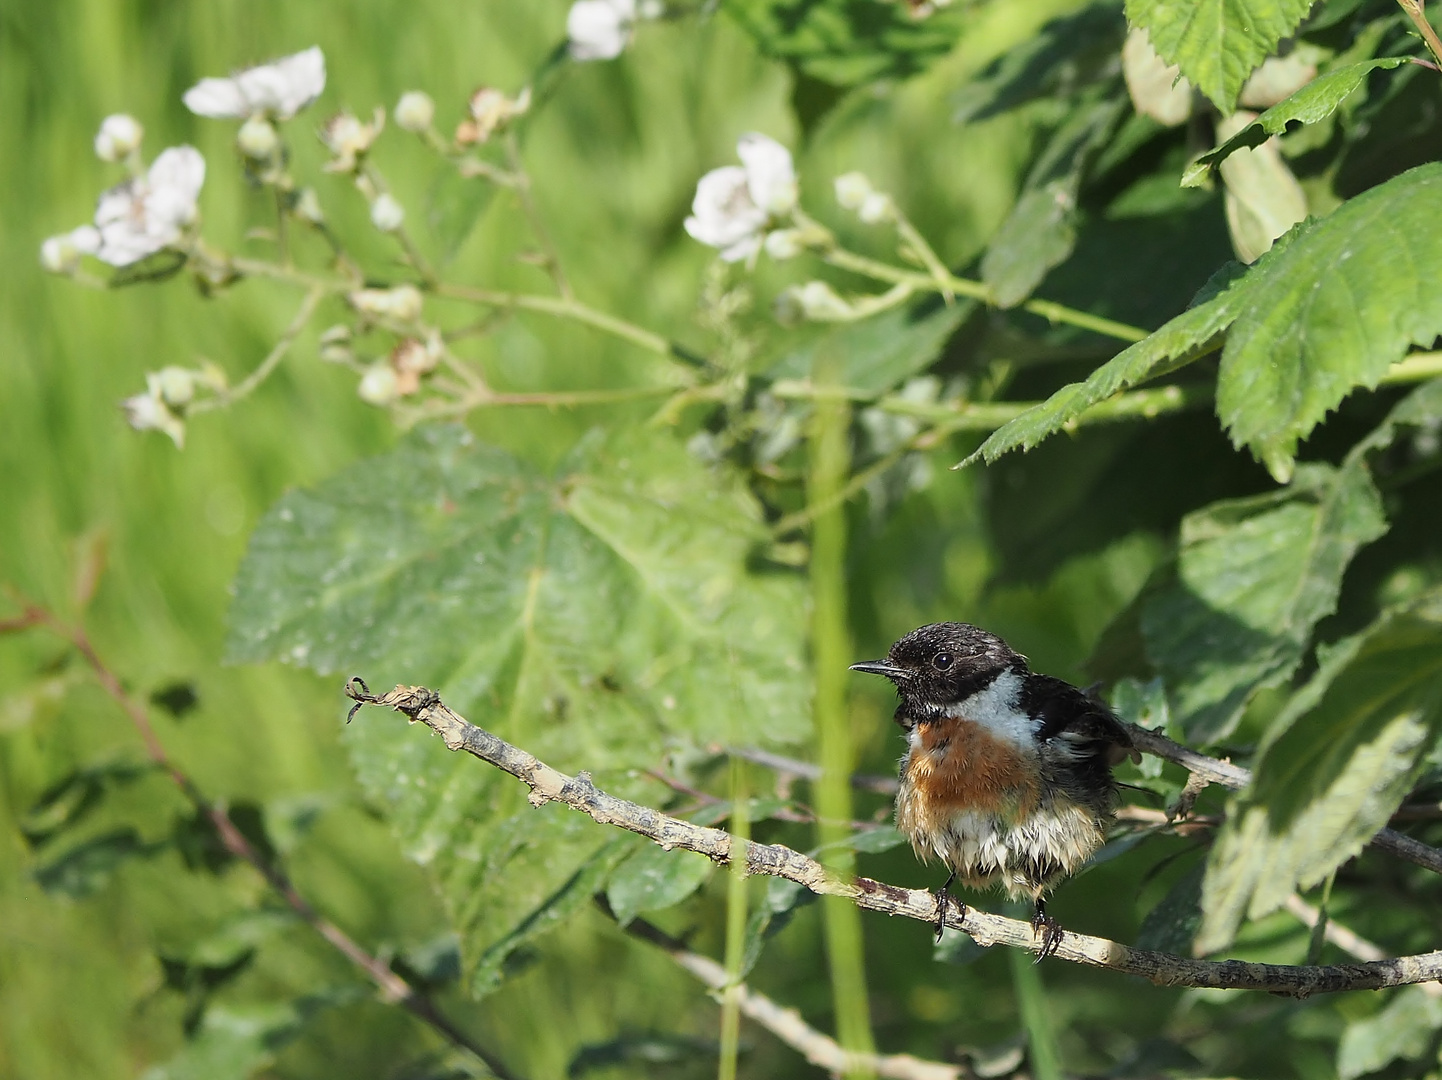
[851,622,1026,721]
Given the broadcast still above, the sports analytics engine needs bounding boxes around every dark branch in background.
[1,601,520,1080]
[347,681,1442,998]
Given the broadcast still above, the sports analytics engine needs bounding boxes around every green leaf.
[605,840,716,925]
[469,834,637,996]
[1196,601,1442,953]
[738,875,816,977]
[1182,58,1410,186]
[228,425,809,995]
[1142,461,1387,743]
[33,826,166,898]
[1135,860,1204,954]
[962,287,1240,466]
[1337,986,1442,1080]
[982,95,1128,308]
[140,992,357,1080]
[1217,163,1442,481]
[21,760,156,847]
[1124,0,1317,111]
[722,0,967,86]
[769,299,969,395]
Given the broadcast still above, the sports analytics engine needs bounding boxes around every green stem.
[809,345,877,1079]
[191,287,326,412]
[434,282,694,362]
[717,757,750,1080]
[822,248,1148,344]
[1010,946,1062,1080]
[1397,0,1442,67]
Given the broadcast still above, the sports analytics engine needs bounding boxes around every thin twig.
[622,916,963,1080]
[1397,0,1442,68]
[1285,895,1442,998]
[192,287,327,412]
[821,247,1149,344]
[4,602,519,1080]
[348,681,1442,996]
[505,132,573,301]
[1124,724,1442,875]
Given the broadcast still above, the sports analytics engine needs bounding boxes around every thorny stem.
[1397,0,1442,68]
[1,599,519,1080]
[348,681,1442,995]
[821,247,1150,344]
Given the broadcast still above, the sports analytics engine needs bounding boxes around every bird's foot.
[1031,901,1063,962]
[935,873,963,943]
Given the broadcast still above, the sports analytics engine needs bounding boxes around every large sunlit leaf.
[227,425,809,994]
[1196,598,1442,954]
[1124,0,1317,110]
[1217,163,1442,481]
[1337,986,1442,1080]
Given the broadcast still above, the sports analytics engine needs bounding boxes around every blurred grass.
[0,0,1180,1077]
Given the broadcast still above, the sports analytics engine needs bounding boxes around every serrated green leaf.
[1196,603,1442,953]
[963,287,1240,466]
[605,841,716,926]
[1337,986,1442,1080]
[1124,0,1317,110]
[1182,58,1410,186]
[228,425,808,994]
[1142,460,1387,743]
[1217,163,1442,481]
[769,299,968,395]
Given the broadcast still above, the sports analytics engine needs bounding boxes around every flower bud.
[834,171,873,211]
[293,187,324,224]
[458,86,531,145]
[349,284,424,323]
[391,336,439,377]
[121,386,186,446]
[357,361,400,406]
[94,114,144,162]
[858,191,894,225]
[236,116,280,160]
[776,280,852,324]
[370,192,405,233]
[151,366,197,407]
[318,324,353,363]
[763,228,805,260]
[321,107,384,172]
[394,91,435,133]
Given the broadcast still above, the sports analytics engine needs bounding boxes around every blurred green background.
[0,1,1377,1077]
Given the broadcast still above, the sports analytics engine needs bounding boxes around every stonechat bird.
[851,622,1136,958]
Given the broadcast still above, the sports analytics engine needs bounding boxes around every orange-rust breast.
[900,716,1041,826]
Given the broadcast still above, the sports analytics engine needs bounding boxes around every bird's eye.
[932,652,954,671]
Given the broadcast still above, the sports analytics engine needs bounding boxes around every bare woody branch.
[347,680,1442,998]
[621,916,963,1080]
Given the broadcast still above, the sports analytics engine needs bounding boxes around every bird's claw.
[1031,903,1063,962]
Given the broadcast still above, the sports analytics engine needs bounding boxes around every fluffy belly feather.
[896,715,1107,899]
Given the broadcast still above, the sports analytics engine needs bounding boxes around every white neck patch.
[940,668,1037,749]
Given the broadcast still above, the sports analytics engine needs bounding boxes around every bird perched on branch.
[851,622,1136,959]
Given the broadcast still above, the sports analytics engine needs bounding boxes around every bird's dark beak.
[849,660,912,680]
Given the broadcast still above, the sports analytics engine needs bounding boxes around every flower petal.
[567,0,632,61]
[684,165,766,250]
[183,77,249,119]
[737,133,797,216]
